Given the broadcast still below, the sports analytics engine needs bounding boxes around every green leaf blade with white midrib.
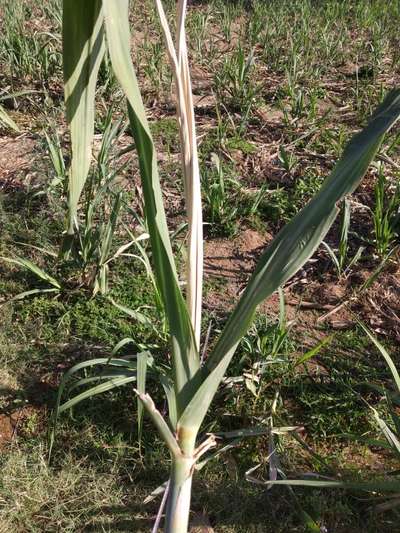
[102,0,199,415]
[63,0,105,234]
[58,375,138,413]
[0,256,61,289]
[208,89,400,371]
[49,356,139,458]
[178,90,400,432]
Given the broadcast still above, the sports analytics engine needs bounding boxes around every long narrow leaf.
[5,288,60,302]
[267,479,400,492]
[372,408,400,456]
[49,358,138,458]
[179,90,400,431]
[0,256,61,289]
[137,351,152,441]
[63,0,105,233]
[108,297,152,326]
[295,336,332,367]
[360,323,400,392]
[0,104,20,132]
[58,375,137,413]
[67,373,136,394]
[102,0,199,415]
[155,0,203,348]
[99,192,122,265]
[53,357,137,420]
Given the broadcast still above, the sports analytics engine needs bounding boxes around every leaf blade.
[102,0,199,414]
[179,90,400,431]
[63,0,105,233]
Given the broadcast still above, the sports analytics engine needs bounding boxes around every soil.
[204,228,270,310]
[0,135,37,190]
[0,413,14,448]
[0,406,40,449]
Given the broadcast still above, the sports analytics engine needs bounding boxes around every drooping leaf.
[108,297,152,326]
[0,256,61,289]
[63,0,105,233]
[49,356,139,457]
[58,375,137,413]
[112,337,136,356]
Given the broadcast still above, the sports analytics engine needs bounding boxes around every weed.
[323,199,364,278]
[214,46,260,129]
[0,1,61,86]
[278,146,298,175]
[372,165,400,257]
[202,153,240,236]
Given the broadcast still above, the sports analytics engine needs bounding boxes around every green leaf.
[112,337,136,356]
[321,241,340,273]
[0,256,61,289]
[45,132,66,180]
[108,297,152,326]
[99,192,122,265]
[372,408,400,456]
[58,375,137,413]
[5,288,60,302]
[14,242,59,258]
[339,197,350,269]
[0,104,20,132]
[159,374,178,429]
[49,356,139,458]
[102,0,198,413]
[137,352,152,441]
[214,426,270,439]
[54,357,138,408]
[360,323,400,393]
[179,90,400,432]
[267,479,400,493]
[295,336,332,367]
[67,373,135,394]
[63,0,105,233]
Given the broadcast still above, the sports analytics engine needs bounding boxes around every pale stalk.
[164,432,218,531]
[165,454,195,533]
[154,0,203,349]
[165,427,197,533]
[137,389,198,532]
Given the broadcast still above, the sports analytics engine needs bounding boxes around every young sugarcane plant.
[53,1,400,531]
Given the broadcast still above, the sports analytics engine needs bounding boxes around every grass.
[0,0,399,530]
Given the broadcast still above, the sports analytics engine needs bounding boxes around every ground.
[0,0,399,531]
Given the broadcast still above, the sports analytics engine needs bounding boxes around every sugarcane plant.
[52,1,400,531]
